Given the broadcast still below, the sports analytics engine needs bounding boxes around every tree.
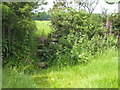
[34,0,48,13]
[48,1,66,14]
[53,1,66,9]
[74,0,99,13]
[53,0,68,7]
[33,12,50,20]
[49,0,74,14]
[2,2,39,66]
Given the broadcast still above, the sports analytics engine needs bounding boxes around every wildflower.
[109,26,112,35]
[41,30,45,43]
[116,35,119,41]
[106,17,110,28]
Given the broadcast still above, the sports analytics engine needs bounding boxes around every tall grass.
[2,48,118,88]
[2,67,37,88]
[34,48,118,88]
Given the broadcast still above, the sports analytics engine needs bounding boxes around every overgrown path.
[32,49,118,88]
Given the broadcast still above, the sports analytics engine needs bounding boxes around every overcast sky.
[35,0,118,14]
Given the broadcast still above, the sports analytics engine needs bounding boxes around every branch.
[90,0,99,13]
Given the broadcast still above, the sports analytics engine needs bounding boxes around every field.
[2,21,118,88]
[35,20,51,39]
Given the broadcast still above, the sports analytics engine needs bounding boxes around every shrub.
[41,7,118,67]
[2,3,38,67]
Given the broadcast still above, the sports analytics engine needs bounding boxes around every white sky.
[94,0,118,13]
[35,0,118,14]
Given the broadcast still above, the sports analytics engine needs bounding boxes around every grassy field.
[35,20,51,39]
[2,48,118,88]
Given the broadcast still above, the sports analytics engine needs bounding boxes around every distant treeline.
[33,12,51,20]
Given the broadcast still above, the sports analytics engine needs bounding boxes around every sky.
[94,0,118,13]
[34,0,118,14]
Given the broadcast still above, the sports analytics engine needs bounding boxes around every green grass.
[35,20,52,39]
[2,48,118,88]
[2,67,37,88]
[32,48,118,88]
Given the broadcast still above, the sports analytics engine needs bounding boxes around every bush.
[2,3,38,67]
[109,13,120,36]
[41,7,118,67]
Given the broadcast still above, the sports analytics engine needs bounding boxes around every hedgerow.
[42,7,118,67]
[2,2,38,67]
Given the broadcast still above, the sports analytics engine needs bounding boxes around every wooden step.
[52,38,58,42]
[35,38,41,41]
[38,44,44,46]
[37,50,43,52]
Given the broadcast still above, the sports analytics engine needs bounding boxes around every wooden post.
[118,1,120,14]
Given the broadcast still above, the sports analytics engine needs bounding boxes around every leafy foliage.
[2,2,38,67]
[2,2,119,70]
[41,7,118,67]
[109,13,120,36]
